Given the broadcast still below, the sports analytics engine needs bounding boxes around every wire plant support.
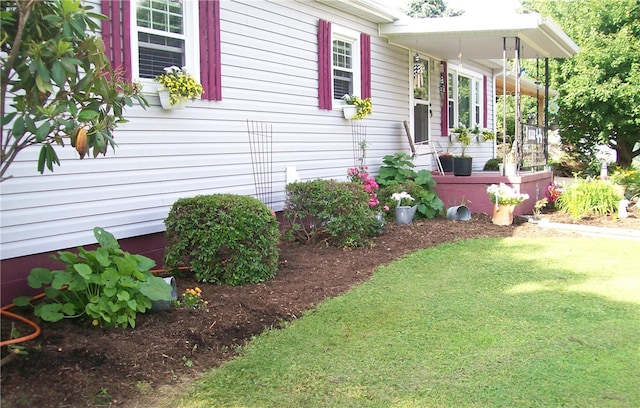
[246,120,274,210]
[351,121,367,168]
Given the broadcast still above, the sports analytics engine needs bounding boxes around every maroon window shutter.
[101,0,132,80]
[317,19,332,110]
[483,75,488,128]
[360,33,371,99]
[199,0,222,101]
[440,61,448,136]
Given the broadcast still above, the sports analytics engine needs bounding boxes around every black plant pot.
[453,156,473,176]
[439,155,454,173]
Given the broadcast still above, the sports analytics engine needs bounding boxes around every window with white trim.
[332,27,361,100]
[131,0,200,81]
[413,55,431,143]
[447,69,483,129]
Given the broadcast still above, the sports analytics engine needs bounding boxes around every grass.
[164,237,640,408]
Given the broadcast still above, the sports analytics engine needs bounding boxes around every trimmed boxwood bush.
[284,179,378,248]
[164,194,279,285]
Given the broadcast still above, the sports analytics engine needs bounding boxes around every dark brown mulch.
[1,211,639,408]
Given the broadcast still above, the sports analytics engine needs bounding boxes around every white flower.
[487,183,529,205]
[391,191,414,207]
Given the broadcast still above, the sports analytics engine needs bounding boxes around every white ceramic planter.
[158,91,186,110]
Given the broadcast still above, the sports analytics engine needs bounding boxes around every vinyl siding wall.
[0,0,412,261]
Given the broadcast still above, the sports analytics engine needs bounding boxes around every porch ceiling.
[379,13,579,61]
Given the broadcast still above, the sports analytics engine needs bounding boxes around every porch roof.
[379,13,579,61]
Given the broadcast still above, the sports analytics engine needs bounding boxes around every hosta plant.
[13,227,173,328]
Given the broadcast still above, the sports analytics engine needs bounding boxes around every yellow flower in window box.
[154,66,204,107]
[342,94,372,120]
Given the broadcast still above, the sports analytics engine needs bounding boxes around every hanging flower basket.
[158,91,186,110]
[343,105,358,119]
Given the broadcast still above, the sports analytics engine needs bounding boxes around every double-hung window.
[332,28,361,101]
[101,0,220,100]
[318,20,370,110]
[447,69,483,129]
[131,0,200,82]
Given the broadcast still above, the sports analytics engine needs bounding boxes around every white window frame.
[448,67,483,129]
[130,0,200,90]
[331,25,361,104]
[412,54,432,142]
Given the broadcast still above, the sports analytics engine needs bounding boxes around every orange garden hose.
[0,266,191,350]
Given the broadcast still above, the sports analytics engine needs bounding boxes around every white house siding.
[0,0,412,261]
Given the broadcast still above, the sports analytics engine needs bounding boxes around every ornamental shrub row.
[283,179,379,248]
[164,194,279,285]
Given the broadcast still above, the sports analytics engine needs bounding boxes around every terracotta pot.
[492,203,516,226]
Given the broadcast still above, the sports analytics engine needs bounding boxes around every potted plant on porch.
[452,125,472,176]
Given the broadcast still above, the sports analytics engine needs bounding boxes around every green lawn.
[164,237,640,408]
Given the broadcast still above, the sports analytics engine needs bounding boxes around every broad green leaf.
[12,296,33,307]
[73,263,93,280]
[93,227,119,249]
[1,112,16,126]
[78,109,98,121]
[57,251,79,264]
[118,276,137,288]
[44,286,62,298]
[95,247,111,267]
[51,61,66,87]
[103,268,119,288]
[117,291,131,302]
[34,303,64,322]
[51,270,74,289]
[134,254,156,272]
[27,267,53,288]
[104,286,116,297]
[35,121,51,142]
[11,115,24,136]
[61,302,77,316]
[35,75,54,94]
[139,276,173,301]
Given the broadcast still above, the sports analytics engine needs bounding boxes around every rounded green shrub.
[164,194,279,285]
[284,179,378,248]
[483,157,503,171]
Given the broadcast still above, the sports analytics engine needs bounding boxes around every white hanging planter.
[342,105,357,119]
[158,91,187,110]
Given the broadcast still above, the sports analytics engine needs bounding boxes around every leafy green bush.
[555,178,621,219]
[375,153,443,218]
[610,166,640,199]
[13,228,173,328]
[483,157,503,171]
[164,194,279,285]
[283,179,378,248]
[379,181,442,219]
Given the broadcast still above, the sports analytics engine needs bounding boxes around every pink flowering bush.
[347,166,389,212]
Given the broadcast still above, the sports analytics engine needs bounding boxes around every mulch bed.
[1,211,638,407]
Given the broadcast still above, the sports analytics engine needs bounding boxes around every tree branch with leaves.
[0,0,148,182]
